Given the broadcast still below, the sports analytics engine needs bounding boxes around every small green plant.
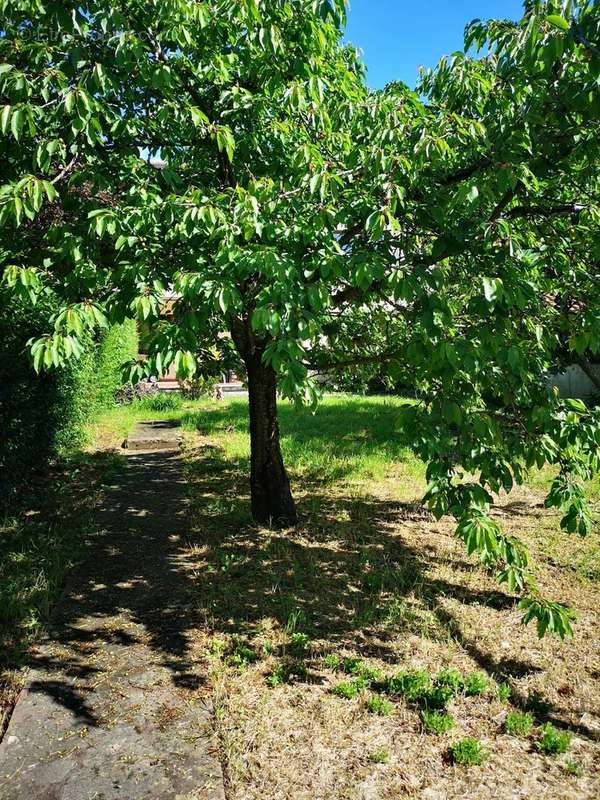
[464,671,489,696]
[449,737,487,767]
[564,759,582,777]
[421,710,455,735]
[368,748,389,764]
[504,710,534,737]
[227,643,256,669]
[385,670,433,701]
[366,694,394,716]
[324,654,341,670]
[536,723,571,755]
[332,679,366,699]
[138,391,182,411]
[425,684,455,709]
[288,632,311,654]
[266,664,286,687]
[341,657,363,674]
[436,668,464,694]
[496,682,512,703]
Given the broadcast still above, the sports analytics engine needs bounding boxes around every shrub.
[536,723,571,755]
[504,711,534,738]
[180,374,218,399]
[115,380,159,404]
[421,710,455,735]
[449,737,487,766]
[464,671,489,696]
[94,320,139,407]
[366,695,394,716]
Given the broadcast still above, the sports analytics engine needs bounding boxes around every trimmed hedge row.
[0,293,137,511]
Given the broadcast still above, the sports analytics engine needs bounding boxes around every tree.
[2,0,600,634]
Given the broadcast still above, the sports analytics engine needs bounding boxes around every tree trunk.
[231,319,297,527]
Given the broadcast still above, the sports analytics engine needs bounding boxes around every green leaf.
[547,15,570,31]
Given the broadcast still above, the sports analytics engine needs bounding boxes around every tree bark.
[231,319,297,527]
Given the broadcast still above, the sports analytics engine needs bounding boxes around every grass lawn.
[174,395,598,799]
[3,393,600,797]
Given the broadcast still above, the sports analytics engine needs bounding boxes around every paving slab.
[124,420,183,452]
[0,429,224,800]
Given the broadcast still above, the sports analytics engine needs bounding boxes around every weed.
[564,759,583,777]
[436,668,464,694]
[504,710,534,737]
[385,669,433,701]
[341,656,362,674]
[464,671,489,696]
[366,694,394,716]
[266,665,286,687]
[323,654,341,670]
[496,682,512,703]
[137,392,182,411]
[421,709,455,735]
[449,737,487,767]
[288,632,311,654]
[285,608,307,635]
[332,679,366,699]
[368,748,390,764]
[425,684,455,709]
[536,723,571,755]
[227,643,256,669]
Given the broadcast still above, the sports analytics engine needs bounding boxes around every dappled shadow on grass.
[183,439,600,742]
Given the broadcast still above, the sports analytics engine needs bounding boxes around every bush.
[0,291,138,512]
[115,380,158,404]
[449,737,487,766]
[180,374,218,399]
[94,320,139,407]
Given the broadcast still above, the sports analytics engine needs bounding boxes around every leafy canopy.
[2,0,600,636]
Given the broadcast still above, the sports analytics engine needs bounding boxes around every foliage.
[449,737,487,767]
[505,710,535,737]
[536,723,571,755]
[496,682,513,703]
[2,0,600,630]
[136,391,183,412]
[115,380,159,405]
[332,679,366,699]
[463,671,489,696]
[0,291,132,509]
[94,320,139,407]
[385,670,433,701]
[421,709,455,735]
[180,375,219,400]
[366,694,393,716]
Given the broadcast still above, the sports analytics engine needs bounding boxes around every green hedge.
[95,320,139,409]
[0,292,138,511]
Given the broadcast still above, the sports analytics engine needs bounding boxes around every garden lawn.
[176,395,600,800]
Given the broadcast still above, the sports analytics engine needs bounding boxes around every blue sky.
[344,1,526,89]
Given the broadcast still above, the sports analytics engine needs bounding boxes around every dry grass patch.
[180,397,600,800]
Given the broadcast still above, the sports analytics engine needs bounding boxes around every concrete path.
[0,423,225,800]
